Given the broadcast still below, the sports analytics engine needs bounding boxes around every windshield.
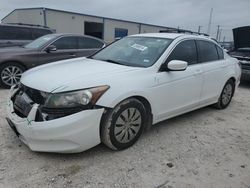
[92,37,173,67]
[24,35,57,49]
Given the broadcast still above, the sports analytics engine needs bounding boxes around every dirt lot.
[0,83,250,188]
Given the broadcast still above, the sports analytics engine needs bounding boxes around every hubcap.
[1,66,23,86]
[222,84,233,105]
[114,108,142,143]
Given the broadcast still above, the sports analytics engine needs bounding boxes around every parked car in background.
[0,23,54,48]
[229,26,250,81]
[6,33,241,153]
[0,33,106,88]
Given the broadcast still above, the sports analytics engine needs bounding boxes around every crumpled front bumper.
[6,88,104,153]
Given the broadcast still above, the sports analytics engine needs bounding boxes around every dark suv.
[0,23,54,48]
[229,26,250,81]
[0,33,106,88]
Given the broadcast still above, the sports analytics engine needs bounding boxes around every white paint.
[6,33,241,153]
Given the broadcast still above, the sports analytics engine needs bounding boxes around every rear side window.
[166,40,198,65]
[32,29,52,39]
[216,46,224,60]
[52,36,78,50]
[78,37,104,49]
[197,40,219,62]
[0,26,33,40]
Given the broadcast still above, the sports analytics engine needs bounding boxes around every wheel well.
[0,61,27,70]
[229,77,236,84]
[228,77,236,96]
[132,96,153,131]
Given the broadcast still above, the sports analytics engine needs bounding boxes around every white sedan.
[6,33,241,153]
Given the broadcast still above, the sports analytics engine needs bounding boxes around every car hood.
[233,26,250,49]
[0,46,35,54]
[21,57,141,93]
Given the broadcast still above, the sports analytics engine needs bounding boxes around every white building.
[1,7,180,43]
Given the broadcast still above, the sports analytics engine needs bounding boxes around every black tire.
[214,79,235,109]
[0,62,25,88]
[101,98,147,150]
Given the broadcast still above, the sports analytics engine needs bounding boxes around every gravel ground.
[0,83,250,188]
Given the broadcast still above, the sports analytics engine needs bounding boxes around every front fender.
[96,89,155,113]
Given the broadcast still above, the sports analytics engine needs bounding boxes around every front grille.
[19,84,47,105]
[11,84,47,118]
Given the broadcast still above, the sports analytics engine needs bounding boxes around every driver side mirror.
[161,60,188,71]
[46,45,57,53]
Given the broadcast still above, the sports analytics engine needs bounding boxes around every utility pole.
[216,25,221,40]
[207,8,213,35]
[218,29,222,42]
[198,26,202,34]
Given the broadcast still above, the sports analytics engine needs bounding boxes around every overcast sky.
[0,0,249,41]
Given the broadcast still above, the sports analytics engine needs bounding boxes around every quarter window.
[32,29,52,39]
[0,26,33,40]
[216,46,224,60]
[197,40,219,62]
[52,37,78,50]
[166,40,198,65]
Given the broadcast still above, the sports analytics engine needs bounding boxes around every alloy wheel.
[1,66,23,86]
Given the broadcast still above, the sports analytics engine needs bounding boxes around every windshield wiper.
[100,59,125,65]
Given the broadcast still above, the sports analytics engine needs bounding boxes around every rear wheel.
[0,62,25,88]
[101,98,147,150]
[214,79,235,109]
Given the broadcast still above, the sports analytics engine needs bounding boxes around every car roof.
[0,23,52,30]
[130,32,213,41]
[44,33,106,43]
[131,33,184,39]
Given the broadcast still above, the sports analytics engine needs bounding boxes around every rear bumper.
[6,92,104,153]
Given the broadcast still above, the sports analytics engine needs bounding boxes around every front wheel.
[214,79,235,109]
[0,62,25,88]
[101,98,147,150]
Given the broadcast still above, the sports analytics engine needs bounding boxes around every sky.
[0,0,250,41]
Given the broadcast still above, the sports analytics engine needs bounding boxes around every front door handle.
[194,69,203,76]
[69,54,76,57]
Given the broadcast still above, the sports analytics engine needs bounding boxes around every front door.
[38,36,78,65]
[152,40,204,122]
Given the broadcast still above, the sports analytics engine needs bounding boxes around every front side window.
[92,37,172,67]
[52,36,78,50]
[197,40,219,62]
[166,40,198,65]
[24,35,57,49]
[78,37,104,49]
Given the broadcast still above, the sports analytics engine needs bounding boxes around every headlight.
[44,85,109,108]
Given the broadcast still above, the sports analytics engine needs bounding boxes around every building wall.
[1,8,174,42]
[46,10,84,34]
[140,24,167,33]
[2,9,44,25]
[104,19,140,43]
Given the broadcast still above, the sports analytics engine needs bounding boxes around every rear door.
[38,36,79,65]
[76,36,104,57]
[196,40,227,104]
